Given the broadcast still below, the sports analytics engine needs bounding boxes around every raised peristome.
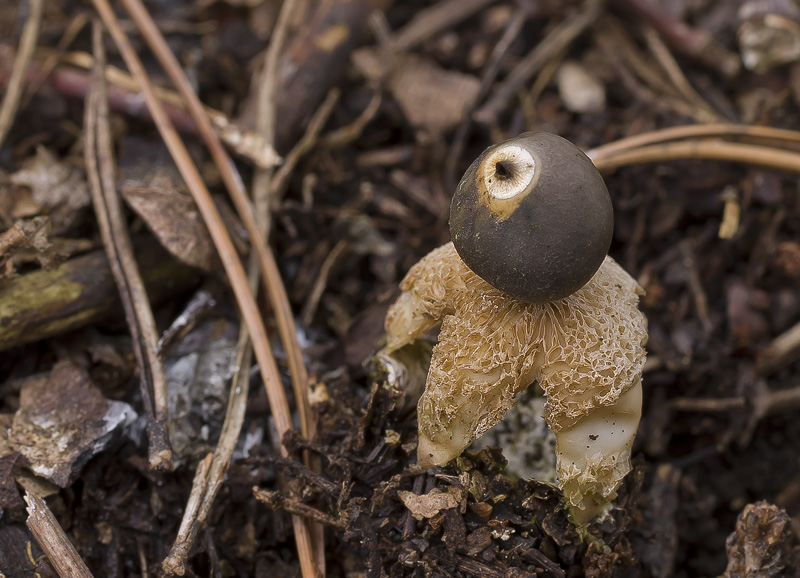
[449,132,613,304]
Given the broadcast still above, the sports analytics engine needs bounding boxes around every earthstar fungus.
[385,133,648,524]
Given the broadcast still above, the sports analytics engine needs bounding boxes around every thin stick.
[614,0,739,77]
[670,397,746,412]
[679,239,712,334]
[271,89,340,204]
[85,19,172,469]
[758,321,800,374]
[254,488,347,529]
[250,0,315,458]
[137,537,149,578]
[588,124,800,160]
[250,0,323,572]
[0,0,43,148]
[22,12,90,108]
[301,239,348,326]
[163,249,255,572]
[670,387,800,416]
[40,50,281,168]
[161,454,213,574]
[474,0,601,125]
[86,2,315,577]
[445,3,531,191]
[592,139,800,174]
[392,0,499,52]
[113,0,314,460]
[255,0,299,171]
[25,491,95,578]
[642,26,722,123]
[322,90,381,148]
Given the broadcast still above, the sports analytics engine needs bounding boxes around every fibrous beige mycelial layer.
[385,242,647,522]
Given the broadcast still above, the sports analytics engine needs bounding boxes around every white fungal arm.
[416,312,536,468]
[556,379,642,524]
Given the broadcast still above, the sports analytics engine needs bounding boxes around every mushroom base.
[384,242,647,525]
[555,380,642,525]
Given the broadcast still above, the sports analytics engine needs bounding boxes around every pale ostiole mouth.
[482,144,535,200]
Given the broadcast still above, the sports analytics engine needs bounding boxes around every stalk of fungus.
[384,132,647,525]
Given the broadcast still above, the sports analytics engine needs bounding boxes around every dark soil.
[1,0,800,577]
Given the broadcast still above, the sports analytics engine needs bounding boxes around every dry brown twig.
[519,43,567,127]
[614,0,740,77]
[251,0,324,571]
[22,12,90,108]
[322,89,382,148]
[589,124,800,159]
[254,487,348,530]
[641,26,723,123]
[0,0,43,149]
[0,45,280,167]
[474,0,602,125]
[162,454,214,571]
[25,491,94,578]
[87,0,316,576]
[391,0,499,52]
[271,88,341,205]
[679,239,713,335]
[445,2,533,191]
[301,239,348,327]
[671,382,800,447]
[594,16,716,124]
[84,20,172,470]
[251,0,313,446]
[759,322,800,374]
[593,139,800,173]
[162,268,254,569]
[588,123,800,173]
[136,537,149,578]
[44,49,281,168]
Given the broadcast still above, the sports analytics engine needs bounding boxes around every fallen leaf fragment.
[398,486,461,520]
[120,160,217,271]
[0,216,91,279]
[8,362,136,487]
[353,51,479,141]
[389,56,479,141]
[0,216,54,276]
[9,146,91,234]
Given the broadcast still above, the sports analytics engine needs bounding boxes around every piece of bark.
[8,362,136,487]
[723,501,792,578]
[0,236,199,351]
